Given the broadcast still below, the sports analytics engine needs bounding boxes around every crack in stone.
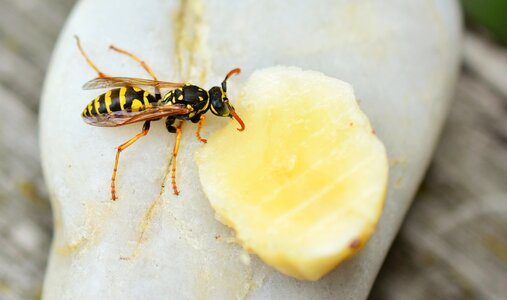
[173,0,209,84]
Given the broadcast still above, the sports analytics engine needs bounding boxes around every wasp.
[75,36,245,200]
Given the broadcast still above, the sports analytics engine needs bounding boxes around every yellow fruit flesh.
[196,67,388,280]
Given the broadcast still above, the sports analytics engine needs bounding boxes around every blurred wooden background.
[0,1,505,299]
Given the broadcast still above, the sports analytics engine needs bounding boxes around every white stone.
[40,0,462,299]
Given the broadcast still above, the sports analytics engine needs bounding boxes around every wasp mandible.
[75,36,245,200]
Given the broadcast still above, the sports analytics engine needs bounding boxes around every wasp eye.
[209,86,230,117]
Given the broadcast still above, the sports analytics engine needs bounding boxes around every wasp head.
[208,86,231,117]
[208,68,245,131]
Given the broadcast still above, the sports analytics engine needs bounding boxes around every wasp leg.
[111,121,151,201]
[166,119,184,196]
[165,116,177,133]
[74,36,109,78]
[194,115,207,143]
[109,45,158,80]
[166,117,183,195]
[109,44,161,98]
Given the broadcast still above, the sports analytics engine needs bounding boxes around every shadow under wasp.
[75,36,245,200]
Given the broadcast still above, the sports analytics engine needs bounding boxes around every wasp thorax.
[208,86,230,117]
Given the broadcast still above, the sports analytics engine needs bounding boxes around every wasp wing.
[83,103,190,127]
[82,77,186,90]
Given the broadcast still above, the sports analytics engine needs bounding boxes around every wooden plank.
[5,0,70,38]
[0,1,76,299]
[0,0,77,112]
[370,66,507,300]
[464,34,507,100]
[0,85,52,300]
[0,1,54,73]
[0,43,44,111]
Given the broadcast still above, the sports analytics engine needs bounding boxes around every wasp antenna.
[229,108,245,131]
[224,68,241,82]
[222,68,241,92]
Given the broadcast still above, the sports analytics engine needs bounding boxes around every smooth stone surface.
[40,0,462,299]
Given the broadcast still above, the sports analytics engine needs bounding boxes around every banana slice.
[196,66,388,280]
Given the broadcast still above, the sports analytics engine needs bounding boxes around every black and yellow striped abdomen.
[82,86,158,117]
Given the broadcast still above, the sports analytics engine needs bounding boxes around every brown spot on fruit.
[350,238,361,249]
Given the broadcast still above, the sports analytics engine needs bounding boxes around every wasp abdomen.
[82,86,157,117]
